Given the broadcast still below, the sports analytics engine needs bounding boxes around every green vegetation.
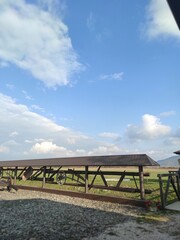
[137,212,170,223]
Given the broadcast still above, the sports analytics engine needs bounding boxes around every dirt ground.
[86,212,180,240]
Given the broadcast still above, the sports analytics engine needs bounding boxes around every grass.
[138,212,170,223]
[137,208,180,224]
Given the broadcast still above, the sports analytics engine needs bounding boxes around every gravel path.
[0,189,179,240]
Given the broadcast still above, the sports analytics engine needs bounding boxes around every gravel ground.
[0,189,179,240]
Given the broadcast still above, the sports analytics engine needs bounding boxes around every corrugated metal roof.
[0,154,159,167]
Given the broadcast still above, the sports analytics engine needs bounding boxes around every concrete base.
[166,201,180,211]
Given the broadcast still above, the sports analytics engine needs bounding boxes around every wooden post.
[42,167,46,188]
[85,166,88,193]
[14,167,18,184]
[0,167,3,178]
[164,176,171,205]
[158,175,165,209]
[139,166,145,199]
[177,174,180,197]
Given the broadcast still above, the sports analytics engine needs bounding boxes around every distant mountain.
[158,156,180,167]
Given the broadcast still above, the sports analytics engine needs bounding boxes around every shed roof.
[0,154,159,167]
[174,150,180,155]
[167,0,180,30]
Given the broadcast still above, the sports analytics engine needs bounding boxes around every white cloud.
[100,72,124,81]
[159,110,176,117]
[0,93,97,159]
[30,105,44,112]
[22,90,33,100]
[31,141,69,154]
[6,84,15,90]
[88,144,121,156]
[145,0,180,39]
[66,137,76,145]
[25,138,46,144]
[98,132,120,139]
[164,137,180,147]
[75,149,86,154]
[9,131,19,137]
[126,114,171,141]
[0,0,82,88]
[175,127,180,138]
[0,92,179,160]
[0,92,128,159]
[37,0,67,18]
[0,94,68,136]
[0,145,9,153]
[87,12,96,32]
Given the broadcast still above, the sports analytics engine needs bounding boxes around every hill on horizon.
[158,155,180,167]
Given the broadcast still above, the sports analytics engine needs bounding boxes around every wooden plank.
[63,170,150,176]
[16,185,147,208]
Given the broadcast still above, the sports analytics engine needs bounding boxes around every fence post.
[177,175,180,198]
[42,167,46,188]
[158,174,165,209]
[14,167,18,184]
[139,166,145,199]
[85,166,89,193]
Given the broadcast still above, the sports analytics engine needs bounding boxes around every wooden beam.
[89,166,101,189]
[116,171,126,188]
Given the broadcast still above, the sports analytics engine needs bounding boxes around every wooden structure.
[0,154,159,200]
[157,150,180,209]
[158,172,180,209]
[174,150,180,167]
[174,150,180,155]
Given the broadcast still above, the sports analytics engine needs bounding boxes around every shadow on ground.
[0,198,136,240]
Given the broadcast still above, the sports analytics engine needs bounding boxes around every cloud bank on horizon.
[0,0,179,161]
[0,92,179,160]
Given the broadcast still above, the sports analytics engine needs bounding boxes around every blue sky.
[0,0,180,161]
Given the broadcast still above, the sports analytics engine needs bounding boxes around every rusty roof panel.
[0,154,159,167]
